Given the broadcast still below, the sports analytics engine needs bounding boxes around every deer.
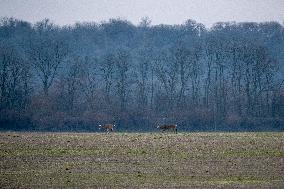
[157,124,177,133]
[99,124,115,133]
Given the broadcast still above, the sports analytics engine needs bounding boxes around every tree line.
[0,17,283,131]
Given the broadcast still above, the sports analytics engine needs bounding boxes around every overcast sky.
[0,0,284,28]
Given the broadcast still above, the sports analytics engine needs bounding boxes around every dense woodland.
[0,17,283,131]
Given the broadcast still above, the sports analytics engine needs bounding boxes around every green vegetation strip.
[1,147,284,158]
[1,172,282,186]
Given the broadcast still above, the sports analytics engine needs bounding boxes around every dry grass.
[0,132,283,188]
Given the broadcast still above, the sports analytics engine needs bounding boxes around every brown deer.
[99,124,115,133]
[157,124,177,133]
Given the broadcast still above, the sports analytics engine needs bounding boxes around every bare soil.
[0,132,283,188]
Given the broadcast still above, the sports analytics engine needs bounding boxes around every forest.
[0,17,283,131]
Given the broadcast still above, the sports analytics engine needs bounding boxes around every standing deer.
[157,124,177,133]
[99,124,115,133]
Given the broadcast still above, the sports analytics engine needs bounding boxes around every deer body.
[99,124,115,133]
[157,124,177,133]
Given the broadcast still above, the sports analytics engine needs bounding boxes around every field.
[0,132,283,188]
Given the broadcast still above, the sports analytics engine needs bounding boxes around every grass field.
[0,132,283,188]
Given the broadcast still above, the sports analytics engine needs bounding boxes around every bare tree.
[115,49,130,112]
[57,56,86,113]
[100,53,115,103]
[155,49,179,110]
[0,43,31,109]
[29,19,68,96]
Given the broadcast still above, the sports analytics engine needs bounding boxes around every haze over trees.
[0,17,283,131]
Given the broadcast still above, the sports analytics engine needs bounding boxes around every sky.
[0,0,284,28]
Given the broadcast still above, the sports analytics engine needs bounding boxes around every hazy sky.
[0,0,284,27]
